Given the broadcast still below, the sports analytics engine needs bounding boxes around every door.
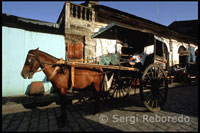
[66,34,84,59]
[178,46,188,67]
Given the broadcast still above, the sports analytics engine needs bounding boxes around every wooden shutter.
[66,34,84,59]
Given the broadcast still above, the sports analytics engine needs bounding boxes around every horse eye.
[26,59,31,64]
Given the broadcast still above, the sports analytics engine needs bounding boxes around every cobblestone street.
[2,83,198,132]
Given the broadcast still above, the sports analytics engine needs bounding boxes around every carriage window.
[155,40,163,57]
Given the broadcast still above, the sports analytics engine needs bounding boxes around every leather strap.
[47,58,65,81]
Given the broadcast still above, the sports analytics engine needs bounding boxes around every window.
[155,39,163,57]
[66,34,84,59]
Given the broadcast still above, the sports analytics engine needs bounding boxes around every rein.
[28,52,107,83]
[28,53,65,80]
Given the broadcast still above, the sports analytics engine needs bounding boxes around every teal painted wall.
[2,26,65,96]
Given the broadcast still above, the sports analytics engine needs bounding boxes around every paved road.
[2,83,198,132]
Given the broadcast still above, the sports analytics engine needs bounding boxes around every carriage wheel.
[109,76,131,99]
[140,64,168,112]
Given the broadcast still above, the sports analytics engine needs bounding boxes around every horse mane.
[38,50,60,60]
[28,49,62,64]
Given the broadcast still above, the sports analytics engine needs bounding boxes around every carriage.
[21,23,169,127]
[91,23,168,112]
[64,23,168,112]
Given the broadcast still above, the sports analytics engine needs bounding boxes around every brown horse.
[21,48,103,127]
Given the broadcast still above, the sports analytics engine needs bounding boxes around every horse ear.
[36,47,39,51]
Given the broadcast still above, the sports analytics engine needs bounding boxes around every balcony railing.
[70,3,94,22]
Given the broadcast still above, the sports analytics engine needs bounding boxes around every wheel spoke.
[119,88,122,98]
[152,91,158,108]
[148,92,155,108]
[157,92,162,106]
[157,90,164,103]
[146,72,153,81]
[111,87,117,97]
[154,67,157,79]
[122,88,126,97]
[144,91,152,99]
[147,91,154,103]
[150,68,155,80]
[156,91,161,107]
[116,88,120,98]
[143,85,151,91]
[151,94,155,108]
[155,93,158,108]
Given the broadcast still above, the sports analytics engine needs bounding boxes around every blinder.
[27,53,44,73]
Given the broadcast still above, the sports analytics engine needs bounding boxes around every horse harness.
[28,52,113,93]
[28,53,76,91]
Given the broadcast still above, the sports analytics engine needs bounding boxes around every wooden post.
[65,2,70,29]
[75,5,78,19]
[169,39,173,66]
[71,62,75,88]
[80,6,83,20]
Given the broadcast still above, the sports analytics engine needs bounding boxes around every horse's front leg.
[57,88,67,128]
[93,89,101,115]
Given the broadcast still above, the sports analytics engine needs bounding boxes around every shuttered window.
[66,34,84,59]
[67,42,83,59]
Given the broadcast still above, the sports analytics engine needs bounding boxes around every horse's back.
[73,66,103,90]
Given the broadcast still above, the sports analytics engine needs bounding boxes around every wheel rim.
[140,64,168,112]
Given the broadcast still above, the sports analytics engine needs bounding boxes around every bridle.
[27,52,65,80]
[28,53,45,73]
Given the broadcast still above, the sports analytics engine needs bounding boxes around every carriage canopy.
[91,22,156,48]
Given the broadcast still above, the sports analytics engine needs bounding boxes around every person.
[129,46,147,87]
[129,46,147,69]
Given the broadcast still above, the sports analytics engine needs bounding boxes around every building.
[57,1,198,66]
[2,1,198,96]
[168,20,198,38]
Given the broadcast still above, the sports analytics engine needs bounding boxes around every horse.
[21,48,103,127]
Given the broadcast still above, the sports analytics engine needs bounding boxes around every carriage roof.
[91,23,165,48]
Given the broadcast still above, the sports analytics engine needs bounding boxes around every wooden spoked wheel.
[140,64,168,112]
[109,76,131,99]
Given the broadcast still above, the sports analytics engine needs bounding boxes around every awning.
[91,23,118,39]
[91,22,154,47]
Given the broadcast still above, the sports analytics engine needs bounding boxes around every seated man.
[129,47,147,69]
[129,47,147,87]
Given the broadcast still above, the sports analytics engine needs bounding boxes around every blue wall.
[2,26,65,96]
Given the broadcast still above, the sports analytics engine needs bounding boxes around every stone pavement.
[2,82,198,132]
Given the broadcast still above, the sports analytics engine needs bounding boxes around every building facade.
[57,1,198,66]
[2,1,198,96]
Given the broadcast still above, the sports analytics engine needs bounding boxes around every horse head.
[21,48,41,79]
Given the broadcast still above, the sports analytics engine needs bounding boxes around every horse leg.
[92,84,101,115]
[57,89,67,127]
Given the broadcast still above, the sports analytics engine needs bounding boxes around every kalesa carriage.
[21,23,169,127]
